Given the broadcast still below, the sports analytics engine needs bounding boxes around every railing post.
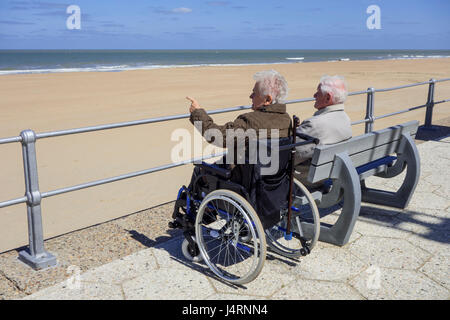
[424,78,436,128]
[17,129,57,270]
[365,87,375,133]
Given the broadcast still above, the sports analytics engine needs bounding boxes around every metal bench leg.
[361,133,420,208]
[318,152,361,246]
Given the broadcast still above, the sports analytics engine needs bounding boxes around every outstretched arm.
[186,96,250,147]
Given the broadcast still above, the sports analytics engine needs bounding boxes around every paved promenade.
[1,136,448,300]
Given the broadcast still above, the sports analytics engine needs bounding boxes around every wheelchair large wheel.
[265,179,320,258]
[195,189,266,284]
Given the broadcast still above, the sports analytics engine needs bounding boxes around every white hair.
[319,75,348,104]
[253,69,289,104]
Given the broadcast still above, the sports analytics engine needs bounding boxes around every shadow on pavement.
[360,205,449,244]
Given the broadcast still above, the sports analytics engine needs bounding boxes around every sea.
[1,49,449,75]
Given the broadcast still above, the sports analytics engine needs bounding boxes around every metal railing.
[0,77,449,270]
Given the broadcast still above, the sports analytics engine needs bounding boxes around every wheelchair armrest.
[194,162,232,179]
[296,132,320,145]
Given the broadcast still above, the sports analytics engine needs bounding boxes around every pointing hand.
[186,96,200,113]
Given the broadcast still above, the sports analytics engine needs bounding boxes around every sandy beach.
[1,58,450,253]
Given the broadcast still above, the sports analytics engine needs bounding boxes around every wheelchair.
[168,116,321,284]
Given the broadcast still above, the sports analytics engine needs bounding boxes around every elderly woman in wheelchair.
[169,117,321,284]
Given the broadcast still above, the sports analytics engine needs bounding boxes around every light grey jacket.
[294,103,352,167]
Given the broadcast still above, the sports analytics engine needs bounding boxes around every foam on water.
[1,50,449,75]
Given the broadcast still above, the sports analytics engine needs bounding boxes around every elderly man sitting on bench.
[294,75,352,188]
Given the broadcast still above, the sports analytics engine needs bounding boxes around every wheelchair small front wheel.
[181,237,203,262]
[195,189,266,284]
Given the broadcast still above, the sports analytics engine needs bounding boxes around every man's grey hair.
[319,75,348,104]
[253,69,289,104]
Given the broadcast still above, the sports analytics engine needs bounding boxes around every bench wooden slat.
[308,136,407,183]
[310,120,419,166]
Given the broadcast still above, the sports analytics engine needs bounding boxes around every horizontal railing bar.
[36,113,192,139]
[348,90,370,96]
[375,78,450,93]
[0,136,22,145]
[33,100,321,140]
[285,97,316,104]
[351,119,369,125]
[0,77,447,142]
[36,105,254,140]
[435,78,450,83]
[373,104,428,121]
[373,98,449,122]
[41,152,226,198]
[374,81,432,93]
[0,196,27,209]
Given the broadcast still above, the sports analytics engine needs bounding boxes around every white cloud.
[172,7,192,14]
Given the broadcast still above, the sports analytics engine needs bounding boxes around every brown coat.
[189,103,292,148]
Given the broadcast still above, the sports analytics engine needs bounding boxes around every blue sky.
[0,0,449,49]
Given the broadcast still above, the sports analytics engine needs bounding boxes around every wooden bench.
[298,120,420,246]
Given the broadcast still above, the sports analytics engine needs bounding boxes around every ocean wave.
[0,61,292,75]
[1,54,449,75]
[387,55,450,61]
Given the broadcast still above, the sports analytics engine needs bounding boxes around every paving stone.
[419,254,450,290]
[272,279,363,300]
[419,145,450,165]
[121,268,215,300]
[406,228,450,257]
[405,208,450,219]
[205,293,266,300]
[207,257,297,298]
[366,174,445,211]
[395,209,449,234]
[151,236,212,275]
[348,236,431,270]
[80,248,159,284]
[433,187,450,200]
[352,213,413,239]
[348,266,394,300]
[364,168,428,194]
[291,246,366,282]
[23,280,124,300]
[408,190,449,211]
[349,267,449,300]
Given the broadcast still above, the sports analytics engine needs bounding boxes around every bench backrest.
[307,120,419,183]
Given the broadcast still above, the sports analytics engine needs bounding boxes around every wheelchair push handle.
[296,132,320,145]
[286,115,301,236]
